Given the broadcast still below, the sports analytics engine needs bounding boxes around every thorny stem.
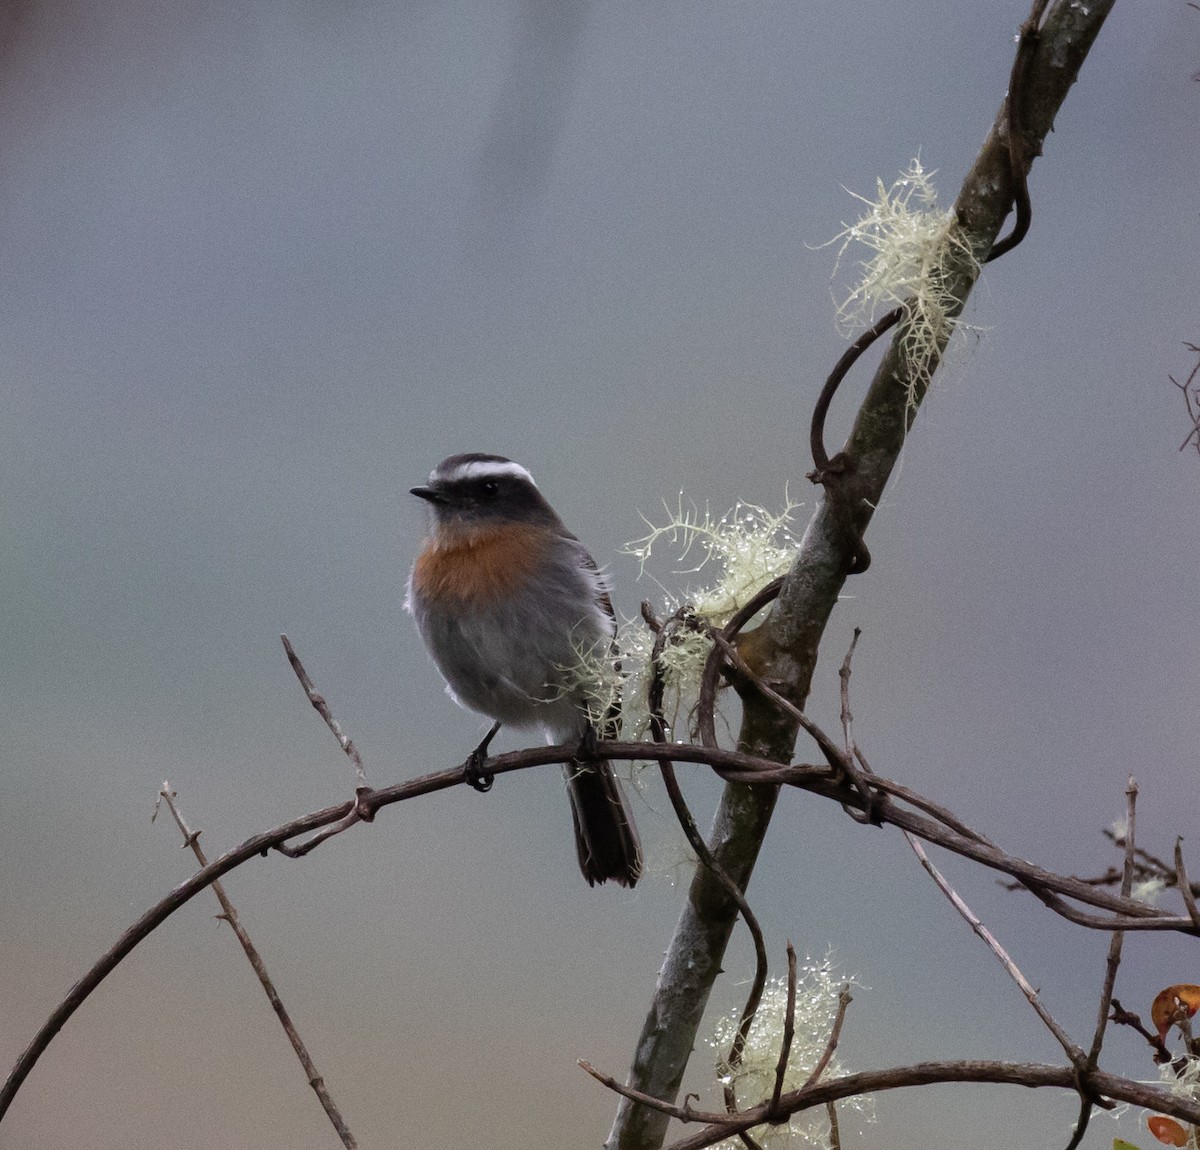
[282,634,372,812]
[1,798,355,1120]
[154,785,358,1149]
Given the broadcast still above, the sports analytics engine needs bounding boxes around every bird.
[405,452,643,888]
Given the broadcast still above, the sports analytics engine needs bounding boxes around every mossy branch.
[605,3,1117,1148]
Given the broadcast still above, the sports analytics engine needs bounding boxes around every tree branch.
[7,725,1190,1124]
[154,784,359,1148]
[0,798,355,1120]
[605,2,1117,1146]
[660,1060,1200,1150]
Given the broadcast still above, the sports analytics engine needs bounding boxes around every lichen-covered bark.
[606,4,1116,1147]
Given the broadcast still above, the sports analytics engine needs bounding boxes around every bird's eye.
[480,480,500,497]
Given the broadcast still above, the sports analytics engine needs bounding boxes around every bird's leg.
[464,721,501,793]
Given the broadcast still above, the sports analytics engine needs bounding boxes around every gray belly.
[413,596,602,738]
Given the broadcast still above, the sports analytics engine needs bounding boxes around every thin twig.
[1109,998,1173,1063]
[1101,828,1181,880]
[706,759,1194,930]
[646,609,770,1139]
[154,784,358,1148]
[904,831,1084,1067]
[274,812,363,858]
[709,629,845,772]
[1175,839,1200,932]
[282,634,372,813]
[696,577,784,751]
[660,754,770,1126]
[837,628,861,756]
[769,944,799,1116]
[1,797,355,1119]
[826,1101,841,1150]
[1006,822,1185,893]
[1169,343,1200,454]
[579,1059,730,1124]
[809,308,903,474]
[1086,778,1139,1066]
[1066,776,1138,1150]
[799,986,853,1093]
[831,626,881,822]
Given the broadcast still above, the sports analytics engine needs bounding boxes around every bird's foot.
[464,748,494,792]
[463,721,501,793]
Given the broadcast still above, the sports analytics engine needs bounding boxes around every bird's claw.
[464,748,494,792]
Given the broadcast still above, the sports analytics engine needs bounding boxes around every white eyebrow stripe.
[436,459,537,486]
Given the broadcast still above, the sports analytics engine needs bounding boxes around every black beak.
[410,485,445,504]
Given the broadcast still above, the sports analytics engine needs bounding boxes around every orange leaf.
[1147,1116,1189,1147]
[1151,986,1200,1040]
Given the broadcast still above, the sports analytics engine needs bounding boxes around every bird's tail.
[563,760,642,888]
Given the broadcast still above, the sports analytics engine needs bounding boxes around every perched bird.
[406,453,642,887]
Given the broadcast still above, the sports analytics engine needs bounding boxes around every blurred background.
[2,1,1197,1147]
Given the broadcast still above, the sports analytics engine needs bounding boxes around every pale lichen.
[619,495,801,737]
[549,494,801,878]
[1131,877,1166,905]
[553,630,626,735]
[823,157,980,410]
[1161,1054,1200,1100]
[708,955,872,1149]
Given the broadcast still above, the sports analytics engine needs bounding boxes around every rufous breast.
[411,520,551,605]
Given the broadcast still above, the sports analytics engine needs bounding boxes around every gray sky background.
[2,2,1198,1148]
